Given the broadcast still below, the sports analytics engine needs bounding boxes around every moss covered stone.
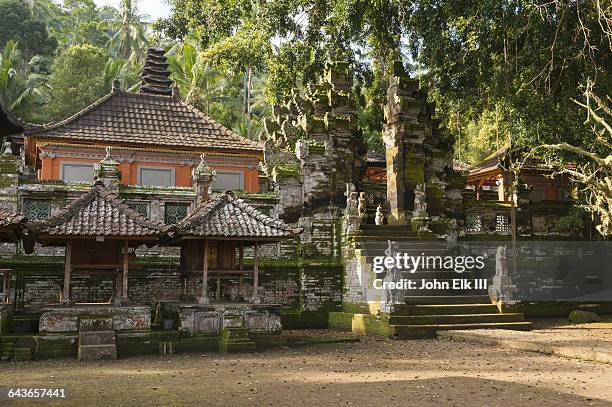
[351,314,391,337]
[328,312,353,331]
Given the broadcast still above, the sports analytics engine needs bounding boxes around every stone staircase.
[78,317,117,360]
[218,327,256,353]
[350,225,532,339]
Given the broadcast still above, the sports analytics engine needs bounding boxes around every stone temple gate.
[382,62,465,230]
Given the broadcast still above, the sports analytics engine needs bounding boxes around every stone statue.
[344,192,360,234]
[263,137,275,167]
[382,240,403,311]
[2,141,12,155]
[413,182,427,217]
[346,191,359,217]
[375,205,384,225]
[358,192,367,218]
[295,139,308,160]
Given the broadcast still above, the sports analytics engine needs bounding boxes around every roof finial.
[193,154,215,203]
[96,146,120,191]
[112,79,120,93]
[104,146,113,161]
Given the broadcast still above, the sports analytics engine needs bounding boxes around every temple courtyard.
[1,328,611,406]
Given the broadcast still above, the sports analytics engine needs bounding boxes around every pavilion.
[28,152,167,305]
[467,146,572,202]
[162,156,298,304]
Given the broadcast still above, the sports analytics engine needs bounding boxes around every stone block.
[36,335,77,359]
[219,328,256,353]
[115,332,158,357]
[352,314,391,337]
[79,330,115,346]
[79,317,113,332]
[328,312,354,331]
[568,310,600,324]
[78,344,117,361]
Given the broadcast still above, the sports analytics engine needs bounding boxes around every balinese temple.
[0,48,297,359]
[23,47,262,192]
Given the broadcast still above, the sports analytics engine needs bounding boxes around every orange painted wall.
[39,155,260,192]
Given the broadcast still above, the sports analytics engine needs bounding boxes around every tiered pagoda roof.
[140,47,173,96]
[25,49,262,154]
[31,182,167,240]
[171,191,298,240]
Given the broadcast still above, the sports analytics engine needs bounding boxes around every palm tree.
[26,0,54,23]
[167,36,226,115]
[0,41,50,112]
[99,0,149,66]
[0,41,18,106]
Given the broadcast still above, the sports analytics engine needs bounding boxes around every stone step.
[78,330,117,360]
[352,235,438,242]
[390,322,533,339]
[404,288,489,296]
[78,344,118,360]
[357,249,456,258]
[403,295,492,305]
[373,271,480,279]
[358,226,436,235]
[391,303,499,315]
[389,313,525,325]
[353,241,447,249]
[218,327,256,353]
[220,327,250,341]
[79,330,115,346]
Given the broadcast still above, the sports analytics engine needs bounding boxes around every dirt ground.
[1,333,611,407]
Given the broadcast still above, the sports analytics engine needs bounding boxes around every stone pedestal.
[161,302,283,336]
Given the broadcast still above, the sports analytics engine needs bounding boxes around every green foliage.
[0,41,50,119]
[0,0,56,61]
[202,24,270,73]
[47,44,109,121]
[98,0,149,66]
[48,0,110,49]
[550,206,586,235]
[408,0,611,161]
[167,35,226,113]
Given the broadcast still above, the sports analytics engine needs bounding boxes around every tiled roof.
[174,191,297,239]
[0,100,25,135]
[26,90,262,152]
[0,211,26,228]
[31,182,167,237]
